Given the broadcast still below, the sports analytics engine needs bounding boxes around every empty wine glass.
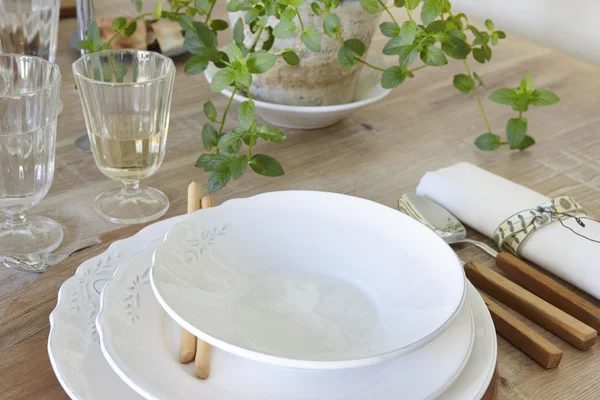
[72,50,176,225]
[0,54,63,271]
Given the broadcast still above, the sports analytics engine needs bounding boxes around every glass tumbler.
[0,0,60,63]
[72,50,176,225]
[0,54,63,266]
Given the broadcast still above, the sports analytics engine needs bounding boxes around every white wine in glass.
[72,50,175,224]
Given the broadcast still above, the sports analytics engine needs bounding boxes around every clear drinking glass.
[0,54,63,268]
[0,0,60,63]
[72,50,176,224]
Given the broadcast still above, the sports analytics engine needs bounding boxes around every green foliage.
[474,133,501,151]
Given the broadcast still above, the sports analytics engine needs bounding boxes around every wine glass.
[72,50,176,224]
[0,54,63,271]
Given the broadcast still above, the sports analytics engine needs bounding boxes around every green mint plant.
[79,0,559,192]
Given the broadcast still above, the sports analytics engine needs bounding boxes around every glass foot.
[95,185,169,225]
[0,215,64,260]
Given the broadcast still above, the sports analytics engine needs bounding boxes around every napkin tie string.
[494,196,587,255]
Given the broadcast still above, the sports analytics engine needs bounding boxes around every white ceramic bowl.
[203,52,392,129]
[151,191,465,370]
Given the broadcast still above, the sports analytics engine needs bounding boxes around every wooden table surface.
[1,2,600,399]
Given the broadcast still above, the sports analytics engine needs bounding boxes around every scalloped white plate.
[98,237,473,400]
[151,191,466,369]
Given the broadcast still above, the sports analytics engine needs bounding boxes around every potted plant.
[79,0,559,193]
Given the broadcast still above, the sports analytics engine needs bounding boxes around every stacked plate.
[49,191,497,400]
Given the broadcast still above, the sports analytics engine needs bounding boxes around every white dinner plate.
[99,237,474,400]
[49,197,496,400]
[151,191,466,370]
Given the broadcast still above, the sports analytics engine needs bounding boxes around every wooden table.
[1,2,600,399]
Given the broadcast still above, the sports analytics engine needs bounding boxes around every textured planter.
[229,3,381,106]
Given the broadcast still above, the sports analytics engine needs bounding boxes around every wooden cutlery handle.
[496,252,600,333]
[464,261,597,350]
[479,291,563,369]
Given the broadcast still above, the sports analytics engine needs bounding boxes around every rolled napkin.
[416,162,600,299]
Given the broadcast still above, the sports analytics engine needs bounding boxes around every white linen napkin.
[416,162,600,299]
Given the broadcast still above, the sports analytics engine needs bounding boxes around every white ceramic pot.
[229,2,381,106]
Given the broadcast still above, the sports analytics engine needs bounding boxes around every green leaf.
[210,67,235,92]
[76,40,94,52]
[250,154,284,177]
[506,117,528,150]
[262,28,275,51]
[482,43,492,60]
[301,26,321,52]
[360,0,379,14]
[203,101,217,122]
[196,153,232,171]
[245,7,260,23]
[195,46,222,62]
[496,30,506,39]
[421,0,443,25]
[154,1,163,18]
[474,133,501,151]
[202,124,219,150]
[311,2,323,15]
[112,17,128,31]
[472,32,489,46]
[383,36,406,55]
[134,0,143,12]
[405,0,420,10]
[323,13,341,37]
[519,73,534,93]
[381,66,406,89]
[484,19,494,31]
[86,22,101,50]
[441,35,471,60]
[234,64,252,88]
[238,100,255,130]
[210,19,229,31]
[230,155,249,179]
[337,47,356,69]
[208,170,231,193]
[226,42,245,63]
[380,22,400,38]
[273,19,296,39]
[453,74,475,94]
[344,39,366,56]
[490,32,498,45]
[184,35,203,54]
[397,45,418,66]
[489,88,519,106]
[195,21,218,48]
[184,55,209,74]
[179,15,196,32]
[400,20,417,45]
[516,135,536,150]
[124,21,137,37]
[394,0,405,6]
[247,51,277,73]
[530,89,559,106]
[425,20,447,33]
[473,71,485,87]
[421,45,447,66]
[472,47,485,63]
[218,129,244,150]
[282,50,300,65]
[256,125,286,142]
[233,17,245,43]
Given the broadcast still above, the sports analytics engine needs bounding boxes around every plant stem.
[462,60,493,134]
[251,26,265,51]
[376,0,399,26]
[218,87,238,135]
[518,111,522,119]
[409,64,428,73]
[405,7,413,21]
[205,0,217,23]
[106,12,155,47]
[295,8,306,32]
[355,57,385,72]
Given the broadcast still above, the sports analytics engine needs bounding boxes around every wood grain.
[496,252,600,333]
[2,0,600,398]
[465,261,597,350]
[480,291,563,369]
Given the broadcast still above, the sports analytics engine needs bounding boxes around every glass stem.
[4,211,27,228]
[123,181,140,192]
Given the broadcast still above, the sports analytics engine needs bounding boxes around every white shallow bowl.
[203,52,392,129]
[151,191,465,370]
[48,213,496,400]
[98,238,474,400]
